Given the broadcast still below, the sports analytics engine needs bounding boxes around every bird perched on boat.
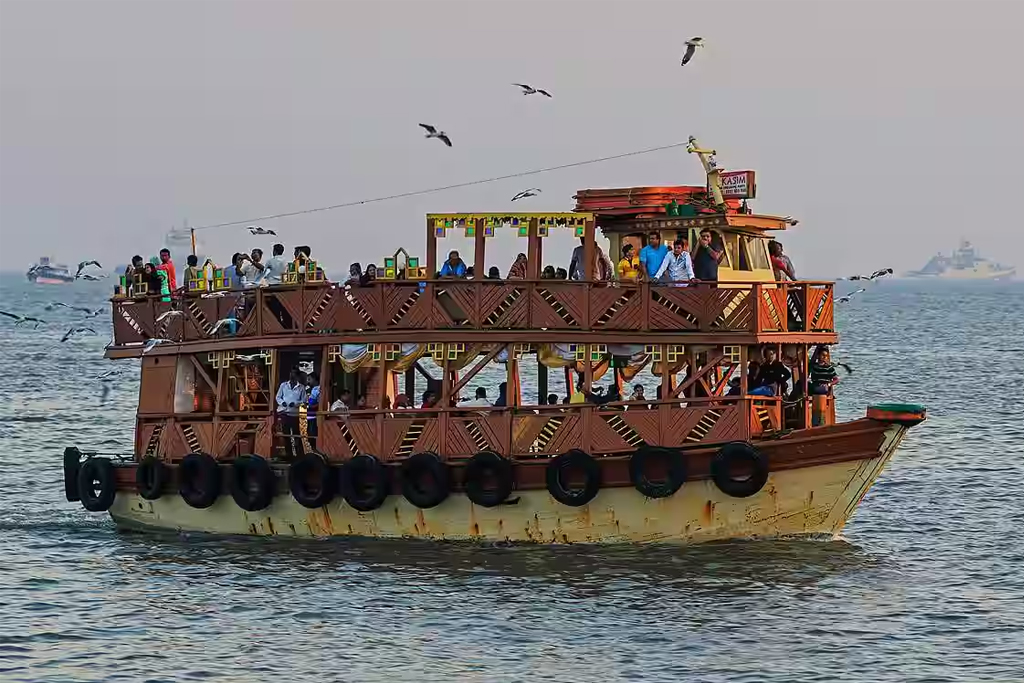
[141,338,172,355]
[75,260,103,279]
[846,268,893,281]
[61,326,97,342]
[0,310,47,328]
[512,83,552,97]
[155,310,185,323]
[681,37,703,66]
[835,288,866,304]
[247,225,277,236]
[419,124,452,147]
[511,188,542,202]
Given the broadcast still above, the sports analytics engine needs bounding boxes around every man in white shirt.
[276,367,307,457]
[457,387,492,408]
[654,239,697,287]
[260,243,288,285]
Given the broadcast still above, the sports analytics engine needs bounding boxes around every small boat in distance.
[905,240,1015,280]
[26,257,75,285]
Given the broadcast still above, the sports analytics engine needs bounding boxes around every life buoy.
[546,450,601,507]
[136,456,168,501]
[78,457,117,512]
[462,450,513,508]
[710,441,769,498]
[400,451,451,509]
[179,452,222,509]
[339,454,390,512]
[64,447,82,502]
[289,452,336,509]
[629,446,687,498]
[229,455,275,512]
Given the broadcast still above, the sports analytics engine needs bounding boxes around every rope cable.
[191,140,690,232]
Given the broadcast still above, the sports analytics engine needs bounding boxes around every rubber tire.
[629,446,687,498]
[179,452,222,509]
[64,447,82,502]
[546,450,601,507]
[136,456,168,501]
[339,454,390,512]
[77,457,117,512]
[463,450,514,508]
[710,441,769,498]
[289,452,336,509]
[400,451,451,509]
[229,455,275,512]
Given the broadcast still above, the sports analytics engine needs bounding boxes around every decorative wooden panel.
[158,422,189,461]
[138,357,176,415]
[649,288,701,330]
[479,284,529,329]
[446,415,511,458]
[531,284,584,329]
[543,413,584,455]
[806,284,834,332]
[590,286,644,330]
[759,287,787,332]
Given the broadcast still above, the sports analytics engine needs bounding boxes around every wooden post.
[404,367,416,400]
[582,219,596,281]
[526,217,541,279]
[426,217,438,277]
[739,345,749,395]
[537,360,548,405]
[583,345,594,394]
[473,217,486,278]
[803,345,811,429]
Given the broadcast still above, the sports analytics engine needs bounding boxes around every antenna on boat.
[686,136,726,210]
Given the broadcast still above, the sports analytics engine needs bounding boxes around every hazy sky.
[1,0,1022,277]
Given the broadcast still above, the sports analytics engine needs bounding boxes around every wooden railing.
[111,280,834,347]
[134,397,786,463]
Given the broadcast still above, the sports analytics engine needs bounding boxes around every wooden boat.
[65,139,925,544]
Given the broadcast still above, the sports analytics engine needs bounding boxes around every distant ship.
[26,257,75,285]
[905,240,1015,280]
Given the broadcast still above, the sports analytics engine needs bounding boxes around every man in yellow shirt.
[617,243,641,282]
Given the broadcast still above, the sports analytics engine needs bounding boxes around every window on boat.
[227,351,274,412]
[720,232,739,269]
[742,236,771,270]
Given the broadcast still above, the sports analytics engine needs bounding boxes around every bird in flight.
[236,353,268,362]
[75,260,103,279]
[419,124,452,147]
[155,310,185,323]
[61,326,97,342]
[142,338,173,355]
[247,225,277,236]
[0,310,47,328]
[208,318,238,335]
[846,268,893,281]
[512,83,552,98]
[836,288,867,304]
[681,37,703,66]
[511,188,542,202]
[45,302,102,316]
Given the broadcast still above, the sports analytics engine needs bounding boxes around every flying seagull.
[247,225,277,236]
[61,326,97,342]
[45,302,101,316]
[200,291,228,299]
[142,338,173,355]
[511,188,542,202]
[0,310,46,328]
[208,318,238,335]
[236,353,267,362]
[75,260,103,279]
[419,123,452,147]
[155,310,185,323]
[836,288,866,304]
[846,268,893,281]
[681,37,703,66]
[512,84,552,97]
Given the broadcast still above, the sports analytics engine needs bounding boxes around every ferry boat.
[64,138,926,544]
[26,257,75,284]
[905,240,1015,280]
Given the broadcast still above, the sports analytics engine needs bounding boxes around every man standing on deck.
[639,231,668,281]
[568,237,613,281]
[693,229,725,282]
[276,367,307,458]
[157,248,177,291]
[654,239,697,286]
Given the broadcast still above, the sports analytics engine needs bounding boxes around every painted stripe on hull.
[110,426,906,544]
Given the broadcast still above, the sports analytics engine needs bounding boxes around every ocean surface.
[1,274,1022,682]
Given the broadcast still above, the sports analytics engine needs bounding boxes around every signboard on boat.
[719,170,756,199]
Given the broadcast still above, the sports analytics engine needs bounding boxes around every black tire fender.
[463,450,514,508]
[77,457,117,512]
[339,454,390,512]
[228,455,276,512]
[710,441,769,498]
[629,446,687,498]
[289,452,336,509]
[400,451,451,509]
[545,449,601,507]
[136,456,168,501]
[179,452,222,509]
[64,447,82,502]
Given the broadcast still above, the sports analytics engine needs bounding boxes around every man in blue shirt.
[439,250,467,278]
[639,231,669,281]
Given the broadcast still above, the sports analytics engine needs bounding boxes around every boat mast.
[687,136,726,210]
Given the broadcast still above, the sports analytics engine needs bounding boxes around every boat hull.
[109,423,909,545]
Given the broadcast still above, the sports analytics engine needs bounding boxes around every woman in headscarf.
[507,253,528,279]
[146,258,170,302]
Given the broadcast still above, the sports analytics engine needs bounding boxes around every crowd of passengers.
[121,230,801,298]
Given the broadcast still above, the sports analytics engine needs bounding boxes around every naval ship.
[905,241,1015,280]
